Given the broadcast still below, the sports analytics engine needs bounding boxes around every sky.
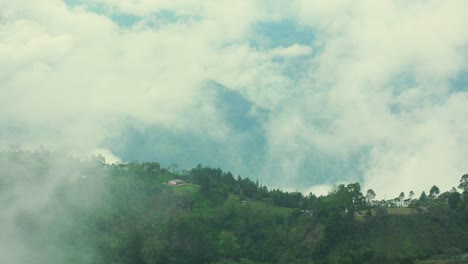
[1,0,468,198]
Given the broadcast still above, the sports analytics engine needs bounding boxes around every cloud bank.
[0,151,109,263]
[1,0,468,197]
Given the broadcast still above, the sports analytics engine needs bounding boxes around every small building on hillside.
[168,179,184,186]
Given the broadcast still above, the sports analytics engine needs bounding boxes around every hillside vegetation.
[0,150,467,264]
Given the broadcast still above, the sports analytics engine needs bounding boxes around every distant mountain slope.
[109,81,268,177]
[206,81,269,132]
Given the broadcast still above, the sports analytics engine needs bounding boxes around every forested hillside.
[0,150,467,264]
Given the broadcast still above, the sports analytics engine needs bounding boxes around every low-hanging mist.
[0,150,110,264]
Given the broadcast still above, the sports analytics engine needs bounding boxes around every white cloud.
[270,44,312,58]
[0,0,273,151]
[263,0,468,196]
[92,148,122,164]
[304,184,336,197]
[1,0,468,198]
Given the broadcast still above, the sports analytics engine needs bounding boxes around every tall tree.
[168,163,179,174]
[458,174,468,193]
[366,189,376,206]
[347,183,365,209]
[419,191,428,202]
[448,192,461,209]
[398,192,405,207]
[429,185,440,198]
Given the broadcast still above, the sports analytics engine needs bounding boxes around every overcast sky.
[1,0,467,198]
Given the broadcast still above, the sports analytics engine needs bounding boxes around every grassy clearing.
[171,183,201,196]
[222,194,292,217]
[248,199,292,217]
[156,174,174,183]
[386,207,417,215]
[355,215,366,221]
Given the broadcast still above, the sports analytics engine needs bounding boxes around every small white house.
[168,179,184,186]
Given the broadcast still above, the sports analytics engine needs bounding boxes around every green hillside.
[1,150,467,264]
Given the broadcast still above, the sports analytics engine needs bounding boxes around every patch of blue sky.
[110,14,141,28]
[387,104,402,115]
[64,0,107,13]
[64,1,195,29]
[386,70,466,115]
[63,0,83,8]
[449,70,468,93]
[385,73,418,115]
[251,19,315,49]
[64,0,140,27]
[389,69,468,97]
[250,19,319,83]
[143,10,201,30]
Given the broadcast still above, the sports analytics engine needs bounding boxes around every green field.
[170,183,201,196]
